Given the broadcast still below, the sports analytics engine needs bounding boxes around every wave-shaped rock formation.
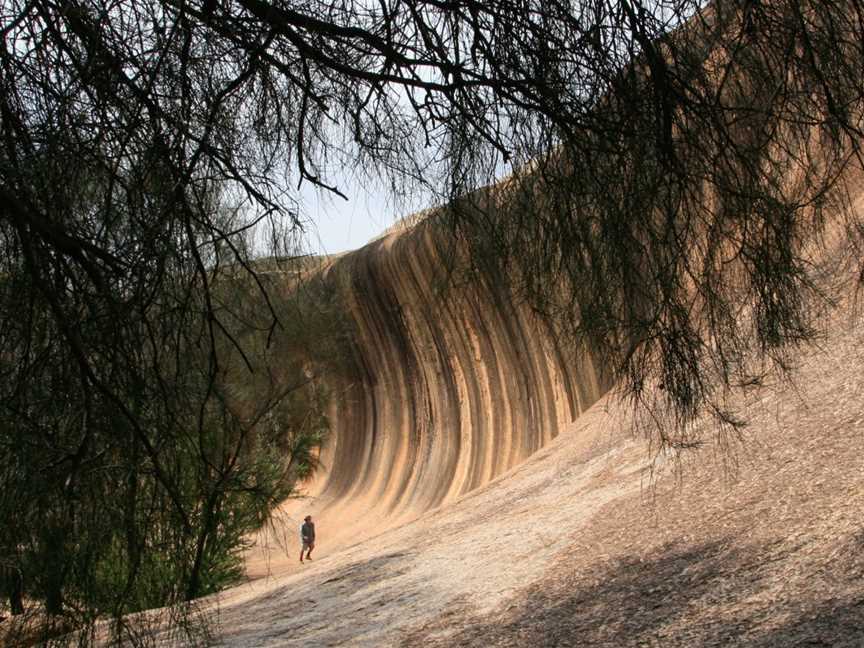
[285,218,609,536]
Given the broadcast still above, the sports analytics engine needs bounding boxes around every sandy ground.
[138,293,864,647]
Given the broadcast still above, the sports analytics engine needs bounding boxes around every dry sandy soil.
[139,289,864,647]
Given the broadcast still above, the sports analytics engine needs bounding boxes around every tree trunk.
[9,570,24,615]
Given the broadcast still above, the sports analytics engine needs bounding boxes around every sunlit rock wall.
[307,217,610,522]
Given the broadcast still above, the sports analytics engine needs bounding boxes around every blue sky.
[297,168,437,255]
[300,179,397,255]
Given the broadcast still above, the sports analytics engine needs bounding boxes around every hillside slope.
[192,169,864,646]
[245,218,611,577]
[202,274,864,646]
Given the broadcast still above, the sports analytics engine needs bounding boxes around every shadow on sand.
[401,536,864,647]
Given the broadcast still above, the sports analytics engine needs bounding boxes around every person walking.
[300,515,315,563]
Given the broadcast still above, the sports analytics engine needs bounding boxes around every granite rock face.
[308,219,609,523]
